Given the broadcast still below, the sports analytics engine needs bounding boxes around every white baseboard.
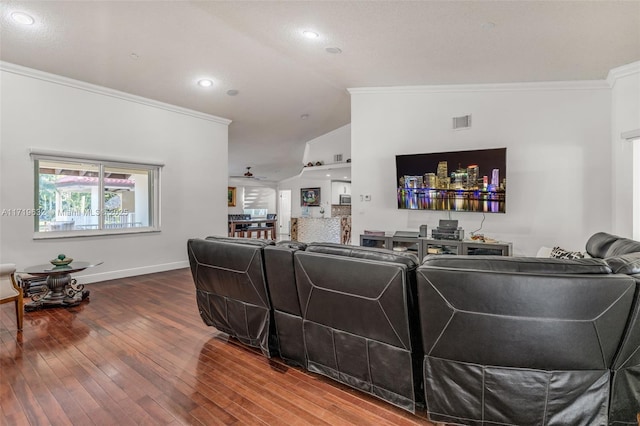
[75,261,190,284]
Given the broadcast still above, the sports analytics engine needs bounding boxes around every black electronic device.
[432,219,464,240]
[432,228,464,240]
[438,219,458,230]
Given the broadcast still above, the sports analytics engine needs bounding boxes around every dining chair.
[265,214,277,240]
[0,263,24,330]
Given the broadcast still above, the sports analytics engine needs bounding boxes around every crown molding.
[606,61,640,88]
[348,80,610,95]
[0,61,232,125]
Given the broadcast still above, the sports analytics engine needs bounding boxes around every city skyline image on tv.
[396,147,507,213]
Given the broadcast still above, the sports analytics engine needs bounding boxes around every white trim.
[30,148,165,168]
[348,80,609,95]
[621,129,640,141]
[0,61,232,126]
[33,228,161,240]
[74,261,189,284]
[606,61,640,88]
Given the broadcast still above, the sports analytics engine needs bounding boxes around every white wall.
[331,181,351,204]
[608,61,640,239]
[0,64,230,282]
[349,81,612,255]
[302,124,351,165]
[279,123,351,219]
[278,176,332,218]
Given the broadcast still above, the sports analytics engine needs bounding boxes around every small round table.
[21,261,103,311]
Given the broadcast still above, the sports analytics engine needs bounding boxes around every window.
[243,187,276,219]
[32,153,160,236]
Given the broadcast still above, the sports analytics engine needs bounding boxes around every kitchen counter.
[291,216,351,244]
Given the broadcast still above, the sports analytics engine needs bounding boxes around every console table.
[421,238,512,257]
[21,261,102,311]
[360,233,512,260]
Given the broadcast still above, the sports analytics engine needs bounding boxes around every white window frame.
[31,150,162,239]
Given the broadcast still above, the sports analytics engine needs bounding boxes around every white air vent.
[453,114,472,130]
[334,154,343,162]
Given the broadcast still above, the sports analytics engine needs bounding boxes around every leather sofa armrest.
[586,232,640,258]
[606,252,640,275]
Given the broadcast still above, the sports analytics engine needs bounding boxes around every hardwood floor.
[1,268,436,425]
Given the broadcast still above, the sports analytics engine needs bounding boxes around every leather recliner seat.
[187,236,276,357]
[586,232,640,425]
[290,242,423,412]
[416,254,636,425]
[263,241,308,367]
[186,232,639,424]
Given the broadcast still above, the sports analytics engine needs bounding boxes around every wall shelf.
[300,162,351,180]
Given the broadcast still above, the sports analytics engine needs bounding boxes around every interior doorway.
[278,189,292,238]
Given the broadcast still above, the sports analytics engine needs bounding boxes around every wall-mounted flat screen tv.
[396,147,506,213]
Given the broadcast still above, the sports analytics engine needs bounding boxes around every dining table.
[228,218,277,239]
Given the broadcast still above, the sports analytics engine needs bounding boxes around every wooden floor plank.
[0,268,435,426]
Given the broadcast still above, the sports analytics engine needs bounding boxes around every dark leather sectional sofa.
[187,232,640,425]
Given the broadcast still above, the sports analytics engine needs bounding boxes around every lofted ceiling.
[1,1,639,182]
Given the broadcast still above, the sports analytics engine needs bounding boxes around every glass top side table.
[20,261,103,311]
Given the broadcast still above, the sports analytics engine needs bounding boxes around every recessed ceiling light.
[11,11,35,25]
[325,47,342,54]
[343,176,348,179]
[326,174,331,177]
[226,89,239,96]
[300,114,309,120]
[303,30,319,39]
[197,79,213,87]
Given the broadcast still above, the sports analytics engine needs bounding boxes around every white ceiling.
[2,1,639,182]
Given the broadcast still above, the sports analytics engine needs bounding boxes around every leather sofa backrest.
[306,242,419,269]
[417,259,636,425]
[422,255,612,274]
[295,250,414,349]
[417,261,635,370]
[264,242,307,367]
[293,246,421,411]
[205,235,275,247]
[187,237,274,357]
[586,232,640,258]
[264,244,304,316]
[605,252,640,275]
[192,237,272,306]
[609,273,640,425]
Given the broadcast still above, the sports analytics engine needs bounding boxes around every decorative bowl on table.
[50,255,73,266]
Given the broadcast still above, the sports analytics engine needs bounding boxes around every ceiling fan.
[230,166,263,180]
